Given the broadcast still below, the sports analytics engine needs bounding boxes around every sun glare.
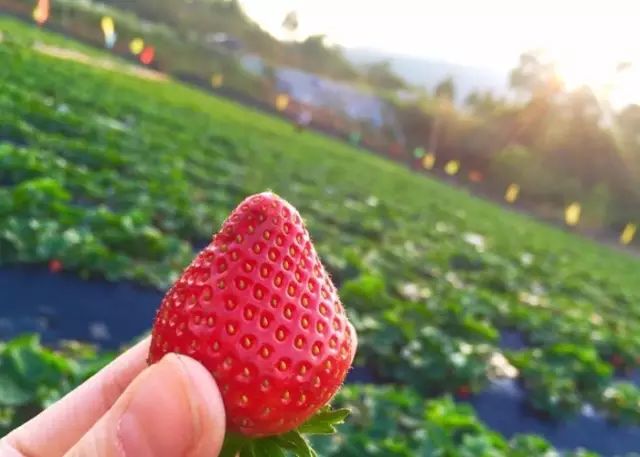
[554,57,610,91]
[551,50,640,105]
[534,21,640,104]
[614,69,640,106]
[240,0,640,104]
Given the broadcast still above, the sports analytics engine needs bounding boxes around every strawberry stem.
[218,406,349,457]
[219,432,247,457]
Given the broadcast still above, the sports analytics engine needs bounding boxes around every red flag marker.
[139,46,155,65]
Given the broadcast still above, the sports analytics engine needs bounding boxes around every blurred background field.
[1,1,640,455]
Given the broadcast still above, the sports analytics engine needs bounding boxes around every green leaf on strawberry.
[297,406,350,435]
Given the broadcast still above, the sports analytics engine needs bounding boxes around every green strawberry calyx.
[219,406,350,457]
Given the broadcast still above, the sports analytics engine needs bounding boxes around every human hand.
[0,338,226,457]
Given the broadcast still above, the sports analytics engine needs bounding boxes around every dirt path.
[33,42,168,82]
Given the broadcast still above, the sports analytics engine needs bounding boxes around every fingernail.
[116,354,200,457]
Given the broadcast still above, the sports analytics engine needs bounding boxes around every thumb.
[65,353,226,457]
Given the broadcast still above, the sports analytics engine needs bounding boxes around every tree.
[281,11,298,33]
[490,144,536,186]
[363,61,407,91]
[464,91,502,117]
[434,77,455,102]
[291,35,358,80]
[617,104,640,157]
[99,0,358,82]
[616,104,640,186]
[509,51,563,98]
[424,77,457,159]
[548,86,622,188]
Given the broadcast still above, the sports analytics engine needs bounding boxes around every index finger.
[1,337,150,457]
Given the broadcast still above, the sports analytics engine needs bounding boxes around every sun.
[552,52,640,106]
[613,68,640,106]
[554,56,611,92]
[540,22,640,105]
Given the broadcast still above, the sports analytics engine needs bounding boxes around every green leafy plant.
[0,335,112,435]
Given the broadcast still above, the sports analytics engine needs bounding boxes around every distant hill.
[345,48,509,103]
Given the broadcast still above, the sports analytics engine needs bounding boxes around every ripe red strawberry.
[48,259,63,273]
[148,192,356,441]
[456,385,472,399]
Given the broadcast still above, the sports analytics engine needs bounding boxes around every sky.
[240,0,640,102]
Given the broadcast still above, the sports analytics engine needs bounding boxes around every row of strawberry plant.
[0,334,600,456]
[1,18,640,428]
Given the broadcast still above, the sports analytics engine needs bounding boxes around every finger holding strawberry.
[148,192,357,456]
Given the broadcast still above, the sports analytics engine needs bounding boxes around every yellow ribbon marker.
[565,202,581,226]
[129,38,145,55]
[504,183,520,203]
[275,94,290,112]
[101,16,115,37]
[444,160,460,176]
[620,223,636,245]
[211,73,224,88]
[422,152,435,170]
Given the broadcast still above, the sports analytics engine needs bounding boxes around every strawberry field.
[1,17,640,455]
